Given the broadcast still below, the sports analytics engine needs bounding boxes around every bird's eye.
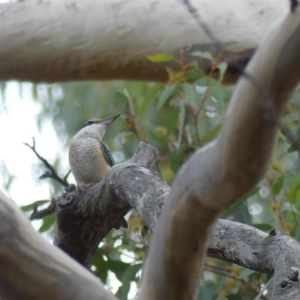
[81,121,93,129]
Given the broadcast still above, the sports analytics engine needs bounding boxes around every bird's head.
[76,112,122,140]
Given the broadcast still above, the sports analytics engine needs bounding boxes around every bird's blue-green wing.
[100,142,115,167]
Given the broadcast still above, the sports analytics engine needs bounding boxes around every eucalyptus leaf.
[147,54,175,62]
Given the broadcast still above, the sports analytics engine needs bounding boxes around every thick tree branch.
[209,220,300,298]
[138,7,300,300]
[204,264,269,300]
[55,140,300,298]
[30,199,56,220]
[0,0,288,83]
[2,142,300,299]
[0,190,116,300]
[183,0,300,155]
[54,142,166,267]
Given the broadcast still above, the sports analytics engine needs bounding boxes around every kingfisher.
[68,112,127,229]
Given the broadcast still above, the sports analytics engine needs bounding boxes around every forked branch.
[138,6,300,300]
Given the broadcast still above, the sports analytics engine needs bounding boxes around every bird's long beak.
[99,112,122,126]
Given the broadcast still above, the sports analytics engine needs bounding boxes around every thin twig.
[204,264,269,300]
[30,199,56,220]
[182,0,300,154]
[24,137,69,187]
[63,170,72,182]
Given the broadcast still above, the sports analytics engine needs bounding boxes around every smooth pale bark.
[0,190,115,300]
[138,6,300,300]
[0,0,288,83]
[209,220,300,299]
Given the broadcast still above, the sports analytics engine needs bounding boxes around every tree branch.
[54,142,165,267]
[204,264,269,300]
[24,137,69,187]
[55,141,300,298]
[209,220,300,298]
[137,6,300,300]
[0,0,288,83]
[30,199,56,220]
[2,140,300,298]
[183,0,300,154]
[183,0,300,155]
[0,190,116,300]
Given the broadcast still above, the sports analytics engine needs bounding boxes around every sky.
[0,81,73,206]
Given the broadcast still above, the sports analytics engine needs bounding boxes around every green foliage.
[39,213,56,233]
[190,51,214,61]
[118,264,142,299]
[222,188,259,219]
[147,53,175,62]
[0,161,15,191]
[0,81,6,101]
[21,199,50,212]
[3,51,300,299]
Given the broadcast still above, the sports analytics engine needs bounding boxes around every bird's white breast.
[69,136,111,185]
